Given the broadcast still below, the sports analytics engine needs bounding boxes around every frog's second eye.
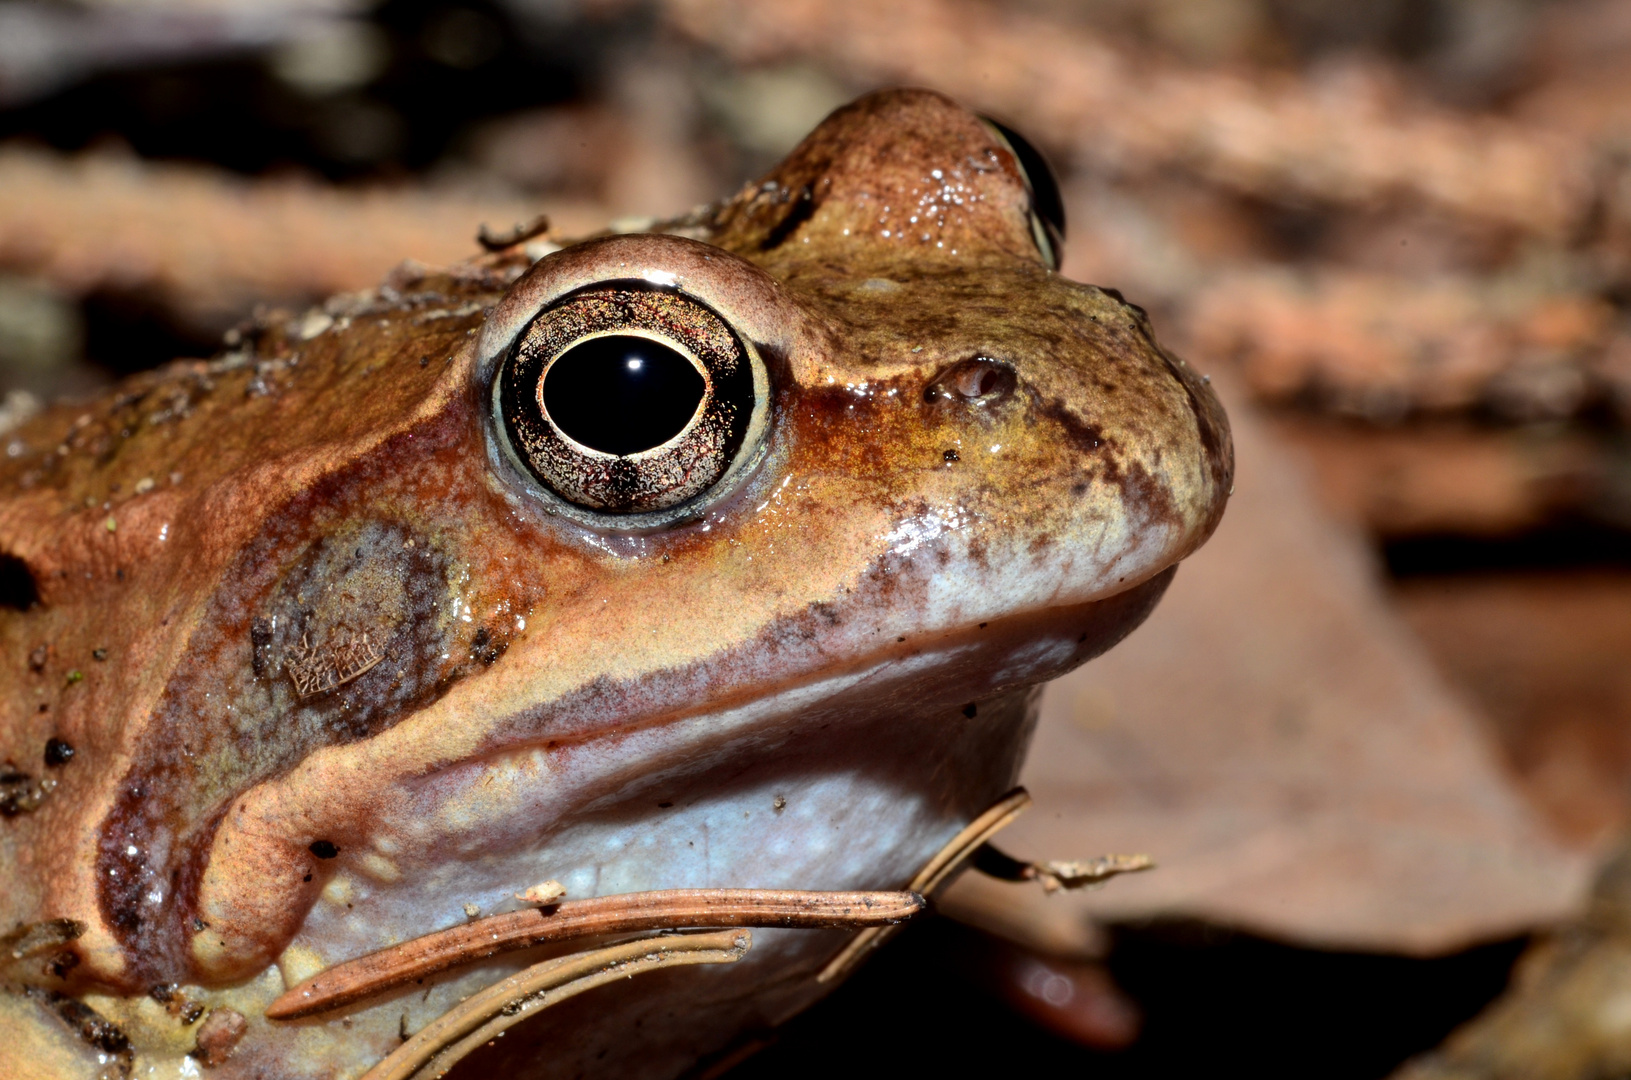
[982,117,1067,272]
[495,285,757,516]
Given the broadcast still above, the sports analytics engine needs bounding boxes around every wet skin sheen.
[0,90,1231,1079]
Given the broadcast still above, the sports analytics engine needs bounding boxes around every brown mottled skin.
[0,90,1230,1078]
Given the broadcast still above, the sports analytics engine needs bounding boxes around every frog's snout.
[899,281,1234,608]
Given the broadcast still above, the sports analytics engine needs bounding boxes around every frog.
[0,88,1231,1079]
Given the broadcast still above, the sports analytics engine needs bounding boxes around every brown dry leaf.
[941,374,1591,957]
[1395,573,1631,849]
[1391,846,1631,1080]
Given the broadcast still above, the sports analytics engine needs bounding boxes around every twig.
[817,786,1033,983]
[267,888,922,1021]
[362,930,752,1080]
[973,845,1156,893]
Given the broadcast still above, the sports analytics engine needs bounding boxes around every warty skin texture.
[0,89,1231,1078]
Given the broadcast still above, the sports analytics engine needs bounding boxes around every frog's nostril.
[926,358,1016,405]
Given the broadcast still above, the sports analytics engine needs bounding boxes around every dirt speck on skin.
[192,1007,248,1066]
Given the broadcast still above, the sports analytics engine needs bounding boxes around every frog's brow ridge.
[266,887,923,1020]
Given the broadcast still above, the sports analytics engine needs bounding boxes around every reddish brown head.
[0,89,1229,1079]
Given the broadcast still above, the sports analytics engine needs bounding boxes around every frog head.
[0,89,1229,1078]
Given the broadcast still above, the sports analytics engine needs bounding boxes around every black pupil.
[542,335,707,456]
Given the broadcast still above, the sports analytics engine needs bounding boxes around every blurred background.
[5,0,1631,1076]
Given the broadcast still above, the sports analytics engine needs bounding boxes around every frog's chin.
[188,679,1045,1080]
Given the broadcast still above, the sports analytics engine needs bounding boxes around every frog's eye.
[494,284,758,516]
[982,117,1067,272]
